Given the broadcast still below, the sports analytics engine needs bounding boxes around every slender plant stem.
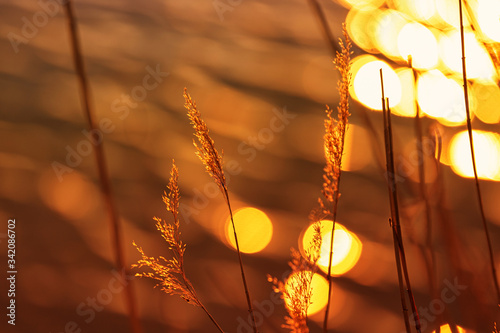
[200,303,225,333]
[381,93,411,333]
[306,0,386,175]
[224,191,258,333]
[63,2,142,333]
[323,180,341,332]
[306,0,340,57]
[458,0,500,306]
[381,70,422,333]
[386,96,422,333]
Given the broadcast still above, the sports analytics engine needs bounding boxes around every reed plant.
[268,221,322,333]
[132,162,224,332]
[63,1,142,332]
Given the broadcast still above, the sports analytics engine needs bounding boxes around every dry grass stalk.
[458,0,500,306]
[320,24,352,333]
[306,0,340,56]
[380,71,421,333]
[306,0,386,173]
[183,88,258,332]
[268,222,322,333]
[132,162,224,333]
[63,2,142,332]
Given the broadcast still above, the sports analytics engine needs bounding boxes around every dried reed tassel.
[183,88,258,332]
[306,0,386,173]
[133,162,224,333]
[320,24,352,333]
[458,0,500,306]
[63,2,142,332]
[268,222,322,333]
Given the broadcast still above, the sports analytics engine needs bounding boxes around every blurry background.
[0,0,499,332]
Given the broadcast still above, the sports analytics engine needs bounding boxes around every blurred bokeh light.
[432,324,466,333]
[477,0,500,42]
[284,272,329,316]
[397,22,438,69]
[472,81,500,124]
[352,56,402,110]
[416,69,470,125]
[225,207,273,254]
[439,30,496,80]
[301,220,362,276]
[449,130,500,181]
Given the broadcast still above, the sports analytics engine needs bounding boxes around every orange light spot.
[301,221,362,276]
[225,207,273,254]
[342,124,373,171]
[472,81,500,124]
[432,324,466,333]
[38,171,98,220]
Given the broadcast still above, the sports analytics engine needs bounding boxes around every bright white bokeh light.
[439,30,496,80]
[353,59,402,110]
[477,0,500,42]
[398,22,438,69]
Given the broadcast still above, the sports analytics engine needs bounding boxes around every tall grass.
[458,0,500,306]
[184,88,258,332]
[268,221,322,333]
[63,2,142,332]
[132,162,225,333]
[319,25,352,333]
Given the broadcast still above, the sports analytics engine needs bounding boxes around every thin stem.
[224,191,258,333]
[458,0,500,305]
[381,70,423,333]
[306,0,340,57]
[63,2,142,333]
[386,96,422,333]
[323,187,340,332]
[382,94,411,333]
[197,296,225,333]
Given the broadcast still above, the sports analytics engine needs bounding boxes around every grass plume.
[268,222,322,333]
[320,24,352,333]
[63,2,142,332]
[183,88,258,332]
[132,162,224,333]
